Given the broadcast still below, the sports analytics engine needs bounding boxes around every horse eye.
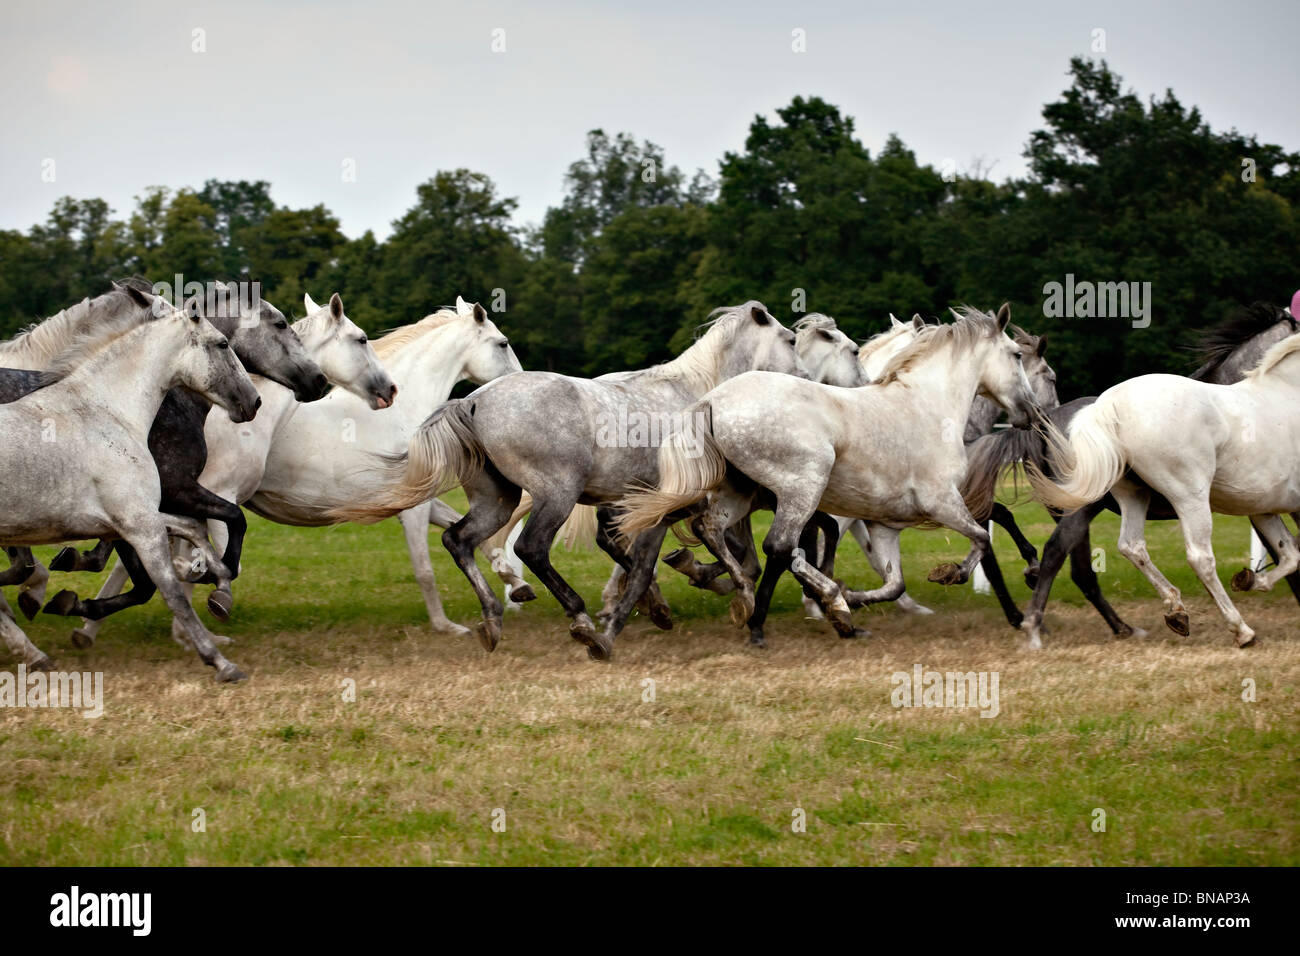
[499,340,509,348]
[275,320,288,330]
[217,340,229,350]
[357,336,367,345]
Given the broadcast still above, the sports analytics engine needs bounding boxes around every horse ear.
[995,303,1011,331]
[329,293,344,320]
[949,307,964,322]
[889,313,904,330]
[304,292,321,313]
[1036,333,1048,357]
[817,328,835,342]
[456,296,473,316]
[472,303,487,324]
[750,305,770,325]
[911,315,925,331]
[183,295,202,321]
[121,284,152,310]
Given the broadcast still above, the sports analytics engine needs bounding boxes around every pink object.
[1291,289,1300,318]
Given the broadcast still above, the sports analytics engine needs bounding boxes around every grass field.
[0,490,1296,865]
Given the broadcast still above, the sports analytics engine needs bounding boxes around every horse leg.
[44,542,158,623]
[0,592,52,670]
[1067,518,1140,638]
[599,521,672,643]
[975,547,1024,627]
[593,509,672,630]
[843,520,933,614]
[921,490,993,586]
[514,489,605,658]
[1020,501,1107,648]
[441,468,521,652]
[0,547,35,587]
[1233,514,1300,596]
[688,484,761,626]
[1168,499,1254,647]
[160,485,245,620]
[1111,484,1190,637]
[122,521,245,682]
[791,515,857,634]
[836,523,905,613]
[398,500,471,638]
[16,557,50,621]
[49,537,115,573]
[491,521,532,607]
[990,502,1041,585]
[746,494,820,648]
[62,555,132,648]
[598,564,626,623]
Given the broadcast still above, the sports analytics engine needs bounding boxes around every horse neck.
[62,323,187,437]
[380,324,473,421]
[893,338,987,425]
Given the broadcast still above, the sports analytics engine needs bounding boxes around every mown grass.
[0,490,1296,865]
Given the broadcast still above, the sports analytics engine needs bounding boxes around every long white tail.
[614,402,726,537]
[328,399,483,523]
[1028,400,1128,512]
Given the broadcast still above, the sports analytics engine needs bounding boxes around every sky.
[2,0,1297,240]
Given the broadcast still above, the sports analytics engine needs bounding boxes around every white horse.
[0,287,260,680]
[244,297,524,637]
[67,291,397,647]
[1030,331,1300,648]
[616,305,1040,647]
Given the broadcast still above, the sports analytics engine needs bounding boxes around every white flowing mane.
[874,306,995,386]
[643,301,769,395]
[1,288,158,380]
[40,305,162,382]
[1245,331,1300,382]
[371,307,464,359]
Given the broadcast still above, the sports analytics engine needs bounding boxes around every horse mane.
[0,285,155,378]
[1189,302,1293,380]
[793,313,838,333]
[39,296,162,383]
[856,321,914,370]
[646,301,769,394]
[1245,326,1300,382]
[873,305,996,386]
[371,307,463,359]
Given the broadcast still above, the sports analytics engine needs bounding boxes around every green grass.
[0,491,1296,865]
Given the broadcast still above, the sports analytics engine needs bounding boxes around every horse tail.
[327,399,484,524]
[559,504,599,551]
[615,402,726,538]
[960,425,1045,521]
[1026,400,1127,513]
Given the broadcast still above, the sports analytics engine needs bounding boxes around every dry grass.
[0,496,1296,865]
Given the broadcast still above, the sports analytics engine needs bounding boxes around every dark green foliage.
[1,59,1296,396]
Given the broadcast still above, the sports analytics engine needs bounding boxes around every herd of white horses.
[0,278,1296,680]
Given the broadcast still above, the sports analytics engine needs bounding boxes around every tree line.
[2,58,1297,398]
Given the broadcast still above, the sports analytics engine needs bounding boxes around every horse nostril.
[253,396,262,412]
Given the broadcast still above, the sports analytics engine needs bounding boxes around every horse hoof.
[509,583,536,604]
[206,590,234,623]
[648,602,673,631]
[843,626,871,639]
[69,629,95,649]
[1115,623,1134,639]
[1230,568,1256,592]
[746,634,767,649]
[1164,610,1190,636]
[579,626,614,661]
[49,547,78,572]
[1236,631,1257,648]
[927,563,964,586]
[28,653,54,672]
[214,662,247,684]
[41,589,79,618]
[474,619,502,653]
[1023,564,1040,589]
[17,591,43,621]
[662,548,695,572]
[729,593,754,628]
[828,606,856,637]
[569,615,598,644]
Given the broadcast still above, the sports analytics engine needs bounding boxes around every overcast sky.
[2,0,1297,239]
